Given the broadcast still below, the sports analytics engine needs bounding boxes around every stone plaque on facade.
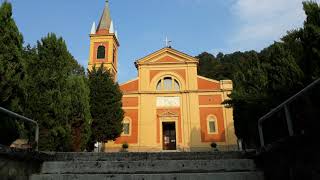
[156,97,180,107]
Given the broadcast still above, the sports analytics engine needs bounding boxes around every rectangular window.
[123,123,130,135]
[209,121,216,133]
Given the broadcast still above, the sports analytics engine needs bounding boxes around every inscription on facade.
[156,97,180,107]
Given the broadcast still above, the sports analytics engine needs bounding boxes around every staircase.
[30,152,264,180]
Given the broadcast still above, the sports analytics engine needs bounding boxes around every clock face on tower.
[156,97,180,107]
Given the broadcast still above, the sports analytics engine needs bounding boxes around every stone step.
[30,172,264,180]
[41,159,256,174]
[50,151,244,161]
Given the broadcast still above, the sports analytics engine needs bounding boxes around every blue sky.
[5,0,307,83]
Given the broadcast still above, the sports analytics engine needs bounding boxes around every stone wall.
[0,145,52,180]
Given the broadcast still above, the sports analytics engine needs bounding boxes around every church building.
[88,1,238,152]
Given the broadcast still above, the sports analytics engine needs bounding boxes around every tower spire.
[96,0,112,32]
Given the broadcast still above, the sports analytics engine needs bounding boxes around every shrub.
[210,142,217,148]
[122,142,129,149]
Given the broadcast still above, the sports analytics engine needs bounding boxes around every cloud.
[229,0,307,51]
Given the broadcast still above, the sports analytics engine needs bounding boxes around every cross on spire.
[164,37,172,48]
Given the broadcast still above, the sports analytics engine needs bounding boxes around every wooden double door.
[162,122,177,150]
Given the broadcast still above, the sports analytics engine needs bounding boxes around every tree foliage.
[88,65,124,147]
[0,2,127,151]
[197,1,320,147]
[0,2,24,145]
[66,75,91,151]
[300,1,320,82]
[22,34,91,151]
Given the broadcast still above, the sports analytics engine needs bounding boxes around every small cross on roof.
[164,37,172,48]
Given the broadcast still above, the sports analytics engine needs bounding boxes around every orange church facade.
[88,2,237,152]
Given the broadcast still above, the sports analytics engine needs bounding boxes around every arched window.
[97,45,105,59]
[174,80,180,91]
[123,118,131,136]
[207,115,218,134]
[163,77,172,90]
[156,77,180,91]
[156,81,162,90]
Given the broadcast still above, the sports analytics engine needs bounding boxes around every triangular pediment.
[135,48,198,67]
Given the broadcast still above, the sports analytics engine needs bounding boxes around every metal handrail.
[258,78,320,147]
[0,107,39,151]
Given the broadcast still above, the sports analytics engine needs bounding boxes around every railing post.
[0,107,39,151]
[284,105,294,136]
[258,121,265,147]
[35,124,39,151]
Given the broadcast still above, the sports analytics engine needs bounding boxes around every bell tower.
[88,0,120,80]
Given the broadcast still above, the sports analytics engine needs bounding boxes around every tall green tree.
[300,1,320,83]
[0,2,24,145]
[260,42,304,100]
[23,33,91,151]
[226,51,269,146]
[88,65,124,149]
[197,44,304,147]
[23,34,73,151]
[66,75,91,152]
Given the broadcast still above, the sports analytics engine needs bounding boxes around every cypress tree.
[88,65,124,148]
[0,2,24,145]
[300,1,320,82]
[260,42,304,99]
[23,34,71,151]
[23,33,92,151]
[66,75,92,152]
